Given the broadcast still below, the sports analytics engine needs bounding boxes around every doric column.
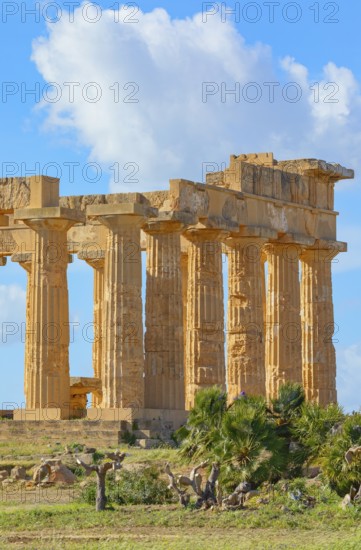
[180,251,188,361]
[300,245,341,405]
[264,242,302,400]
[14,208,82,418]
[184,228,226,409]
[226,236,266,400]
[87,204,145,410]
[78,251,105,407]
[144,220,184,410]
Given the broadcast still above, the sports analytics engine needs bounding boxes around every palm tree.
[215,395,286,487]
[291,401,344,467]
[177,386,227,461]
[321,412,361,495]
[177,388,286,488]
[270,382,305,437]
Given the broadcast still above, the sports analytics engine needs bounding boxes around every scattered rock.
[76,453,94,465]
[33,462,52,484]
[0,470,9,482]
[11,466,27,480]
[302,466,321,479]
[48,461,76,484]
[235,481,252,494]
[341,494,353,510]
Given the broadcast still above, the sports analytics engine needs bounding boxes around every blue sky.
[0,1,360,410]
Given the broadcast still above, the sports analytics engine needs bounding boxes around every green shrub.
[321,412,361,495]
[79,466,174,506]
[80,481,97,505]
[92,451,105,464]
[121,430,137,446]
[291,402,344,466]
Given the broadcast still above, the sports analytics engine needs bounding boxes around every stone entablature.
[0,153,354,419]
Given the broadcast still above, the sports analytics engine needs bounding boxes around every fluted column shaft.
[184,230,226,409]
[79,255,105,407]
[180,252,188,356]
[226,237,266,400]
[92,260,104,406]
[23,219,73,411]
[301,249,337,405]
[101,215,144,409]
[144,221,184,410]
[265,243,302,399]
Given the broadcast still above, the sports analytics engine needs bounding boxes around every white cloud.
[31,5,361,191]
[337,344,361,412]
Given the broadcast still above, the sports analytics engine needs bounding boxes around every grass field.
[1,441,361,549]
[0,501,361,549]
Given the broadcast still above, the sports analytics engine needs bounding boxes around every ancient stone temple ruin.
[0,153,354,425]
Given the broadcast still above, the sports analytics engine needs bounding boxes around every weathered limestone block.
[144,220,185,410]
[0,178,30,213]
[184,228,226,409]
[301,244,344,405]
[264,242,303,399]
[226,236,266,400]
[87,204,145,409]
[11,466,27,480]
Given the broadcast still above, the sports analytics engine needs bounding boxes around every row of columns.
[8,206,338,414]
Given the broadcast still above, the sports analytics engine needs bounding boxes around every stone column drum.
[226,236,266,400]
[301,246,340,405]
[184,229,226,409]
[78,251,105,407]
[87,204,145,410]
[14,208,82,418]
[144,220,185,410]
[265,242,303,400]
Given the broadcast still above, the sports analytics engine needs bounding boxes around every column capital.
[183,226,229,243]
[226,226,277,249]
[11,253,32,272]
[14,207,85,230]
[143,219,184,235]
[263,241,302,259]
[87,203,147,231]
[300,239,347,261]
[78,249,105,270]
[12,252,73,267]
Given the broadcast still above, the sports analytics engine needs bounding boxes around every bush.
[79,466,174,506]
[321,412,361,495]
[291,402,344,466]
